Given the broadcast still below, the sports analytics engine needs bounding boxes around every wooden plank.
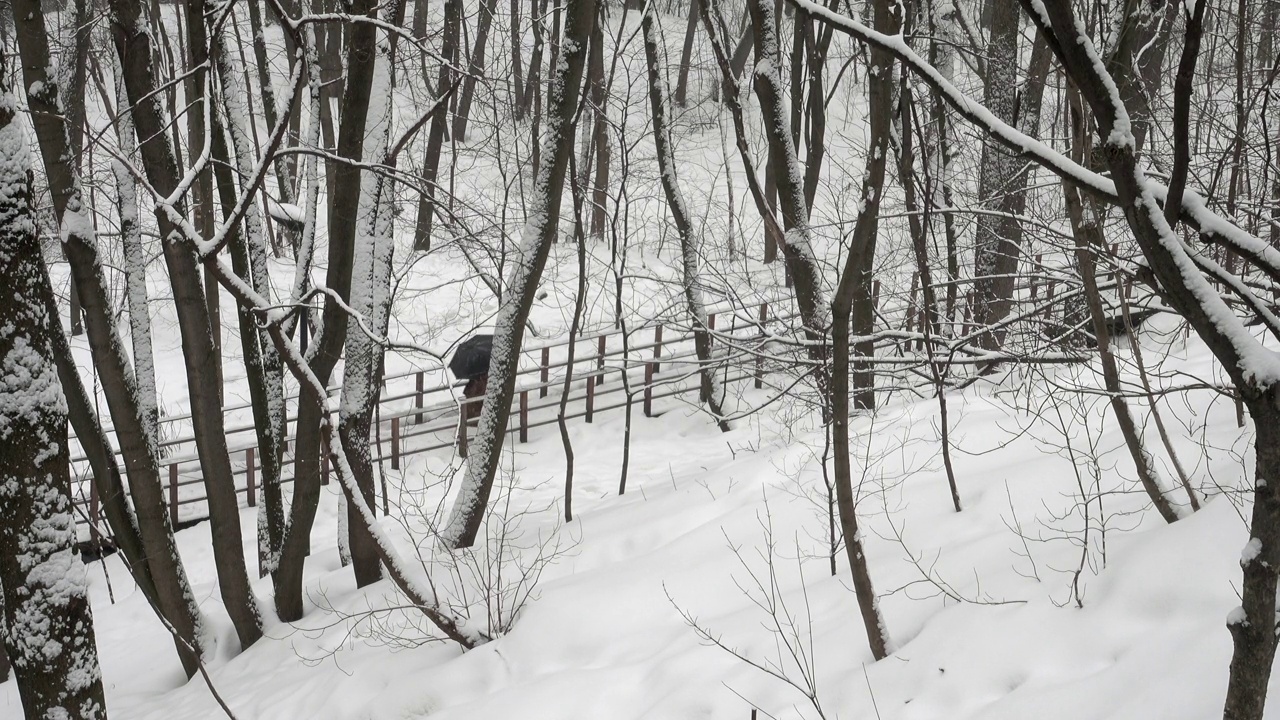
[540,347,550,398]
[644,362,654,417]
[597,335,606,385]
[653,325,664,375]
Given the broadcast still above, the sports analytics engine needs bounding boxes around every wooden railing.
[69,299,798,543]
[68,258,1096,545]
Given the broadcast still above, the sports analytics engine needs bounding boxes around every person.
[462,373,488,422]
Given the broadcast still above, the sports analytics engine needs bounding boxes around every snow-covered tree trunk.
[113,0,264,649]
[212,16,290,580]
[0,88,108,719]
[274,0,382,621]
[16,0,206,676]
[441,0,599,549]
[746,0,891,658]
[338,0,410,588]
[640,3,729,431]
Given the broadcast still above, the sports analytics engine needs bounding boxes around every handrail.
[68,300,791,536]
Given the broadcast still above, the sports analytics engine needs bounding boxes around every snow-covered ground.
[3,5,1271,719]
[2,308,1266,719]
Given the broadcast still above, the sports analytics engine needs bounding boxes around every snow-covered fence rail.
[66,299,802,543]
[66,271,1093,547]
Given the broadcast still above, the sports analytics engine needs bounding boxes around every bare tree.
[794,0,1280,715]
[441,0,599,549]
[274,0,383,621]
[640,1,730,430]
[17,0,207,675]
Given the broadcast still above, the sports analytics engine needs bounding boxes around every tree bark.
[212,12,290,579]
[441,0,598,549]
[804,0,893,655]
[674,0,700,106]
[274,0,382,620]
[455,0,500,141]
[21,0,206,676]
[969,0,1035,351]
[338,0,411,589]
[415,0,461,251]
[641,2,730,430]
[111,0,264,650]
[0,90,109,719]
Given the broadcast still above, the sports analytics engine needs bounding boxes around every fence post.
[540,347,550,398]
[597,335,606,385]
[246,447,256,507]
[644,362,654,417]
[586,375,596,423]
[88,479,100,546]
[321,424,330,486]
[391,417,401,470]
[457,410,469,457]
[653,324,664,375]
[520,390,529,443]
[755,302,768,389]
[415,371,424,424]
[169,463,179,526]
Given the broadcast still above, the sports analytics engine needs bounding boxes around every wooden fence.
[69,300,798,542]
[68,259,1094,544]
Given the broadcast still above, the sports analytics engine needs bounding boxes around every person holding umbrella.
[450,334,493,422]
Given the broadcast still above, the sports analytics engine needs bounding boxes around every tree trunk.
[0,90,108,719]
[641,2,730,430]
[455,0,500,141]
[415,0,461,251]
[246,0,299,244]
[969,0,1029,351]
[510,0,526,119]
[441,0,598,549]
[674,0,700,106]
[111,0,264,650]
[586,5,609,239]
[274,0,382,620]
[338,0,410,589]
[212,15,290,579]
[1063,88,1182,524]
[20,0,206,676]
[801,0,893,655]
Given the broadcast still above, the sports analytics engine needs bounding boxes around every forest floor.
[1,301,1267,719]
[0,5,1271,717]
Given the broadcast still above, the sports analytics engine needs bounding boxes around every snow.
[6,3,1280,720]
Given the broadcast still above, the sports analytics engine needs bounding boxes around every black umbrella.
[449,334,494,381]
